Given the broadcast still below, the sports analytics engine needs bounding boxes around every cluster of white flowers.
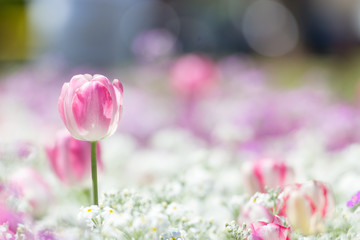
[77,188,218,240]
[224,221,251,240]
[0,224,13,240]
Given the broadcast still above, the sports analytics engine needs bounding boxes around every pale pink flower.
[45,130,102,185]
[9,168,52,218]
[280,180,335,235]
[249,215,291,240]
[58,74,123,141]
[0,204,22,235]
[242,159,295,195]
[238,200,273,225]
[170,54,217,96]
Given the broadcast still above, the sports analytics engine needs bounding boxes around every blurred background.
[2,0,360,97]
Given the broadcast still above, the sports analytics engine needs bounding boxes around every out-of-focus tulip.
[242,159,295,195]
[170,54,217,96]
[0,204,22,234]
[249,215,291,240]
[58,74,123,141]
[238,200,273,225]
[280,180,335,235]
[9,168,52,218]
[46,130,102,185]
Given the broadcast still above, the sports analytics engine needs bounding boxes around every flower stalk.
[91,141,98,205]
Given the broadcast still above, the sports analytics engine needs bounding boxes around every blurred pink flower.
[170,54,217,96]
[120,87,175,144]
[0,204,22,235]
[233,88,328,152]
[36,229,56,240]
[238,200,273,225]
[46,130,102,185]
[249,215,291,240]
[9,168,52,218]
[58,74,123,141]
[314,104,360,151]
[347,191,360,208]
[132,29,176,62]
[280,180,335,235]
[242,159,295,194]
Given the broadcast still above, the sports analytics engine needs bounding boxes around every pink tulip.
[58,74,123,141]
[249,215,291,240]
[238,200,273,225]
[46,130,102,185]
[242,159,295,194]
[0,204,22,235]
[9,168,52,218]
[280,180,335,235]
[170,54,217,96]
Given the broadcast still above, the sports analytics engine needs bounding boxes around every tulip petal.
[111,79,124,131]
[92,75,120,137]
[70,140,89,181]
[58,83,69,126]
[72,81,113,141]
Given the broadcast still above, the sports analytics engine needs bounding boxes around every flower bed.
[0,55,360,239]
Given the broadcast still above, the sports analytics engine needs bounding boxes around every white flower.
[78,205,101,230]
[146,210,170,234]
[101,207,116,218]
[0,224,13,240]
[166,203,185,219]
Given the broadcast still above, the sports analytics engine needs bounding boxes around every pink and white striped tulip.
[170,54,217,96]
[58,74,123,141]
[9,168,52,218]
[46,130,102,185]
[242,159,295,195]
[249,215,291,240]
[280,180,335,235]
[238,200,273,225]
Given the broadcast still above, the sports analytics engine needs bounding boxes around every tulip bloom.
[58,74,123,206]
[9,168,52,218]
[242,159,295,194]
[58,74,123,142]
[280,180,335,235]
[170,55,217,136]
[238,200,273,225]
[249,215,291,240]
[46,130,102,185]
[170,54,217,96]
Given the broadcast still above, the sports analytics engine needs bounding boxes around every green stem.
[91,141,98,205]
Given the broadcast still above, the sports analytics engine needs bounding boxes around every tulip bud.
[249,215,291,240]
[280,180,335,235]
[9,168,52,218]
[58,74,123,141]
[46,130,102,185]
[242,159,295,195]
[170,54,217,96]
